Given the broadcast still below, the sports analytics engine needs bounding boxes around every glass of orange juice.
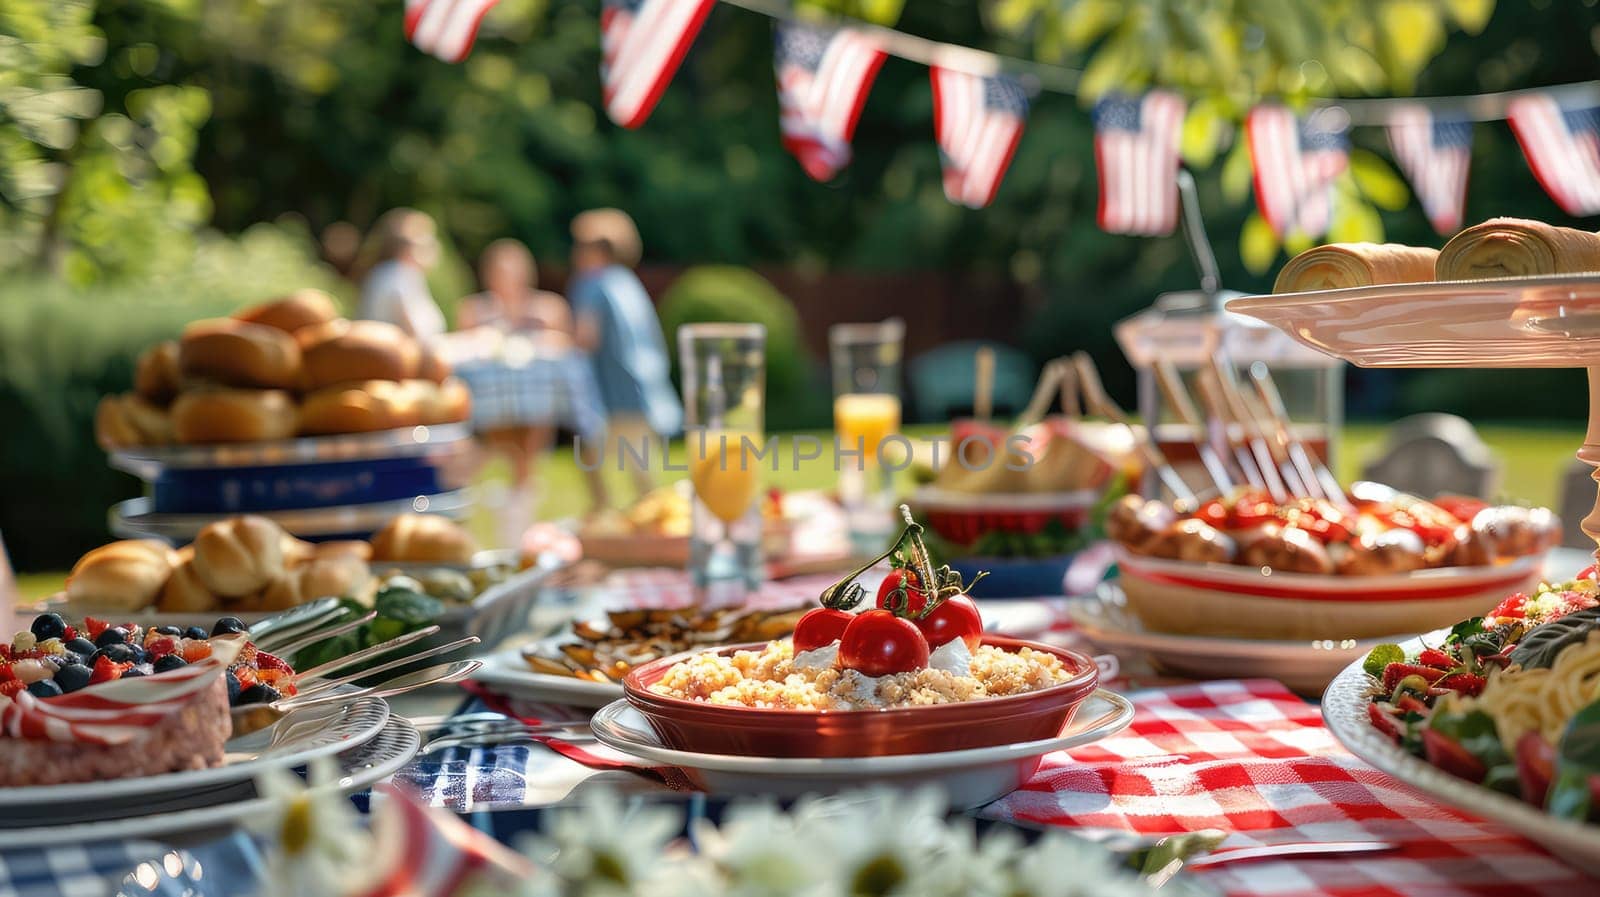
[829,319,905,544]
[679,323,766,600]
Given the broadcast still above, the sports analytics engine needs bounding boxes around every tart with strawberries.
[0,612,298,786]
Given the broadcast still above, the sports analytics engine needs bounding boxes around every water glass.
[829,319,905,544]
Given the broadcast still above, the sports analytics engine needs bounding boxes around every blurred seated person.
[457,239,573,342]
[569,208,683,510]
[358,208,446,344]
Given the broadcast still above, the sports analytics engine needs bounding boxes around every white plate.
[589,689,1134,808]
[0,690,390,810]
[471,642,620,708]
[1324,635,1600,875]
[0,717,421,848]
[1067,586,1389,696]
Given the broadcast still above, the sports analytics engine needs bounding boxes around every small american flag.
[354,785,533,897]
[1246,105,1349,238]
[931,67,1029,208]
[1507,94,1600,216]
[1092,91,1186,235]
[1387,105,1472,235]
[774,23,886,182]
[601,0,717,130]
[404,0,500,64]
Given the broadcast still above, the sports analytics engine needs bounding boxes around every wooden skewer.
[974,346,995,422]
[1195,368,1268,491]
[1015,359,1065,429]
[1154,360,1235,495]
[1249,362,1351,509]
[1239,387,1313,497]
[1057,359,1081,419]
[1073,352,1196,507]
[1206,357,1290,503]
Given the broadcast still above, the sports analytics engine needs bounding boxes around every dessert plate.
[0,690,389,814]
[1066,586,1384,696]
[1324,638,1600,875]
[0,717,421,848]
[589,689,1134,808]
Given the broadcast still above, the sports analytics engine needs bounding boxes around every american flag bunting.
[1387,104,1473,234]
[1246,105,1350,239]
[601,0,717,130]
[773,23,887,182]
[1092,91,1187,235]
[404,0,500,64]
[931,68,1029,208]
[1507,94,1600,216]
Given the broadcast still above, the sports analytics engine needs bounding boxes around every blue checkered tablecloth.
[0,842,219,897]
[452,350,606,440]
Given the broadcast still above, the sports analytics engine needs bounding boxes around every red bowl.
[622,636,1100,758]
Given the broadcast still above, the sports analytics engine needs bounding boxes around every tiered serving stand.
[108,424,476,542]
[1229,274,1600,873]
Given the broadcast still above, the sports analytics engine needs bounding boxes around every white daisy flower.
[520,790,684,895]
[792,788,957,897]
[251,757,371,897]
[1003,830,1138,897]
[694,800,829,897]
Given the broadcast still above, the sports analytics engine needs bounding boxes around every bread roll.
[134,341,182,404]
[233,289,340,335]
[158,558,220,612]
[315,540,373,561]
[179,319,303,390]
[66,540,178,612]
[1436,218,1600,279]
[192,515,288,597]
[414,377,472,425]
[171,389,297,444]
[94,394,174,450]
[298,380,425,434]
[370,513,477,563]
[281,534,317,568]
[1274,243,1439,293]
[256,554,372,611]
[416,345,452,383]
[299,320,420,389]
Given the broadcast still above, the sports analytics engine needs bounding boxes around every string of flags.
[404,0,1600,232]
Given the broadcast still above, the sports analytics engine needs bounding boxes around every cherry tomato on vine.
[1229,492,1277,529]
[838,610,930,676]
[1195,499,1229,531]
[792,608,854,653]
[876,568,929,616]
[913,595,984,651]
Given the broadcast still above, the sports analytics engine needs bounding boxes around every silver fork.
[231,659,482,736]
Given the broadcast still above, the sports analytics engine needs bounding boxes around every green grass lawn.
[14,420,1587,603]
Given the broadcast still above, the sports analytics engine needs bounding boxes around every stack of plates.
[0,687,420,847]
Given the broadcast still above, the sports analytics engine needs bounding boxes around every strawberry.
[1383,662,1449,693]
[1368,702,1403,740]
[1422,728,1487,783]
[1515,731,1556,806]
[1417,648,1456,669]
[145,637,176,660]
[182,641,213,663]
[89,656,130,685]
[255,651,291,673]
[1436,672,1488,696]
[1489,593,1528,620]
[233,666,258,688]
[0,663,12,683]
[61,625,76,642]
[1396,695,1431,715]
[0,680,24,698]
[84,617,109,640]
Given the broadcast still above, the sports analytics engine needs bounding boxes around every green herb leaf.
[1127,829,1227,878]
[1363,644,1404,679]
[1549,699,1600,821]
[1428,707,1510,770]
[1446,617,1486,645]
[1509,608,1600,670]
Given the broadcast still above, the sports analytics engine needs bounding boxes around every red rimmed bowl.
[912,487,1100,546]
[622,636,1100,758]
[1114,547,1544,641]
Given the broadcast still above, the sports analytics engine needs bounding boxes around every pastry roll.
[1436,218,1600,279]
[1273,243,1439,293]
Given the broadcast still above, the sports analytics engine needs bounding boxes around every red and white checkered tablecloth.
[984,678,1594,897]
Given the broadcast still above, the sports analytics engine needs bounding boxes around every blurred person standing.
[358,208,446,343]
[569,208,682,509]
[457,239,579,546]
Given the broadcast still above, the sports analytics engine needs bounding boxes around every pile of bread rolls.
[96,289,472,447]
[63,512,478,614]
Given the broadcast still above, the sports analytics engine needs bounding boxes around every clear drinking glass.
[679,323,767,600]
[829,319,905,546]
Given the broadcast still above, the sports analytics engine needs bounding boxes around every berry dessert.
[648,511,1076,710]
[1361,571,1600,822]
[0,614,299,786]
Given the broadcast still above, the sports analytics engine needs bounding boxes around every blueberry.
[30,613,66,642]
[65,637,96,656]
[91,643,137,665]
[25,679,62,699]
[225,671,241,704]
[237,684,281,705]
[183,626,208,640]
[154,626,183,636]
[153,654,187,673]
[120,666,147,679]
[53,663,91,693]
[211,617,247,637]
[93,628,127,648]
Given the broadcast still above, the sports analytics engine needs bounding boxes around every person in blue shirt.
[569,208,683,509]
